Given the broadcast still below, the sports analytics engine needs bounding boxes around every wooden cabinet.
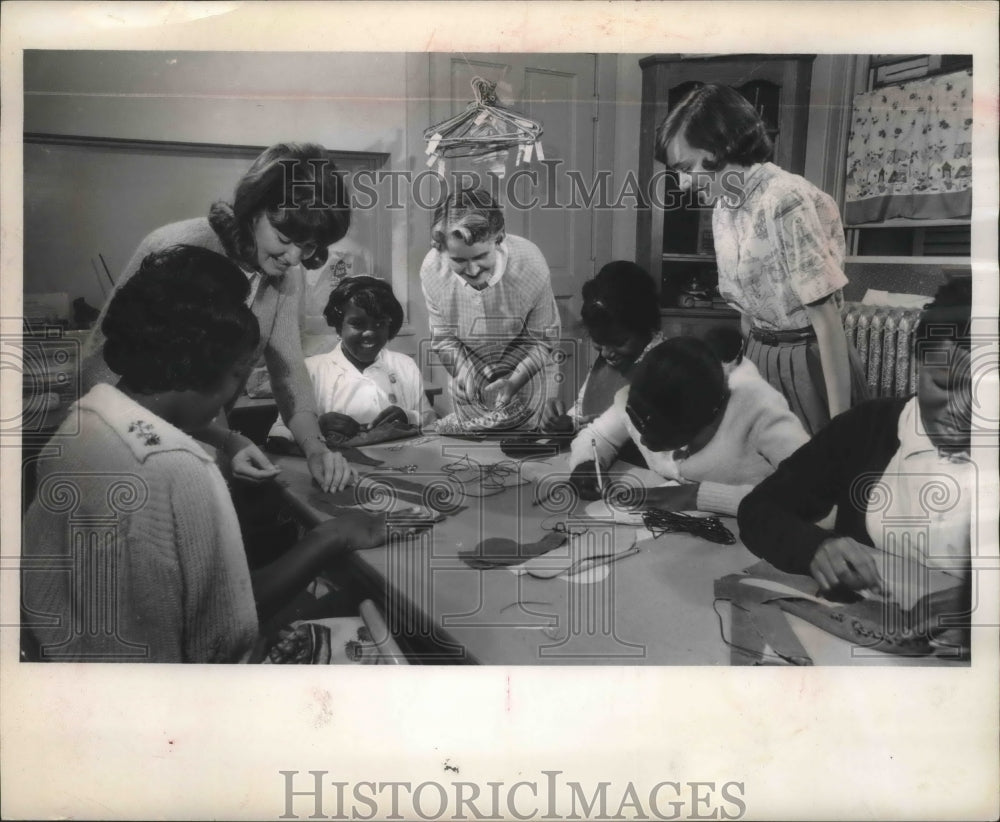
[635,54,815,333]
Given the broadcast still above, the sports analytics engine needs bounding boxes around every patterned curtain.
[844,70,972,224]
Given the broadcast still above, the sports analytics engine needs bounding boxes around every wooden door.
[429,53,608,407]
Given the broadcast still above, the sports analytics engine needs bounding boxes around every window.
[845,55,972,261]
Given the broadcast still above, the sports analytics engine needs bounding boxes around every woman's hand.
[226,435,282,483]
[313,510,387,552]
[569,460,604,501]
[540,398,573,432]
[454,363,489,406]
[306,447,357,494]
[370,405,409,429]
[810,536,884,594]
[483,377,517,409]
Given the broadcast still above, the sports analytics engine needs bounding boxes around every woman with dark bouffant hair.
[82,143,353,492]
[655,84,869,436]
[541,260,663,433]
[24,246,386,663]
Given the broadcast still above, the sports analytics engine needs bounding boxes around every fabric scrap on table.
[714,575,812,665]
[516,528,639,580]
[715,561,969,658]
[460,531,567,569]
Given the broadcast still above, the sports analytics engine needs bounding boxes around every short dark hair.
[323,275,404,339]
[630,337,728,441]
[430,186,505,251]
[916,275,973,351]
[654,84,773,171]
[580,261,661,341]
[102,246,260,393]
[702,325,745,365]
[208,142,351,271]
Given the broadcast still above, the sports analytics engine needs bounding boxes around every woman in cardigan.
[540,260,664,434]
[738,278,973,599]
[568,337,809,517]
[655,84,869,435]
[81,143,352,492]
[24,246,386,663]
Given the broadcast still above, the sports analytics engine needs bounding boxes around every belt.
[749,325,816,345]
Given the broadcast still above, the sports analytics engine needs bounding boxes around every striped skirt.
[745,328,871,436]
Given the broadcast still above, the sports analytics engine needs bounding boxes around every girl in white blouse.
[268,276,435,446]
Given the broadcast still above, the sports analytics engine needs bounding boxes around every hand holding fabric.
[810,536,884,594]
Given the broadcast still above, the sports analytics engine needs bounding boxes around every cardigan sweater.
[81,217,317,426]
[23,384,259,662]
[570,368,809,515]
[420,234,561,419]
[737,397,909,575]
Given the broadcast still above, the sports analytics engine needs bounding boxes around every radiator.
[843,302,923,399]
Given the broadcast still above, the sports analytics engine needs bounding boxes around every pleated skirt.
[745,335,871,436]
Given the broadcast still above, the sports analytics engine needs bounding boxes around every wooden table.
[274,436,959,666]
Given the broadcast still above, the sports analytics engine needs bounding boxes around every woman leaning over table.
[739,277,974,600]
[81,142,353,492]
[655,84,869,435]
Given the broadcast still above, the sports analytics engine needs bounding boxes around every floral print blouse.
[712,163,848,332]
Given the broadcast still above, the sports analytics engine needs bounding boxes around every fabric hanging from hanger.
[424,76,544,179]
[844,70,972,224]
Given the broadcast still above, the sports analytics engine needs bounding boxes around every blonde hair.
[430,187,505,251]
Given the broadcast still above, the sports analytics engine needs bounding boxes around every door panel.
[429,53,600,406]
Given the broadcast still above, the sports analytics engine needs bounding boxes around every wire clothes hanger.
[423,76,545,177]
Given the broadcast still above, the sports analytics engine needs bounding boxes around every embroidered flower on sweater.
[128,420,161,446]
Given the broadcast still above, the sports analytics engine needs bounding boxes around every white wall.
[24,51,650,364]
[23,50,852,360]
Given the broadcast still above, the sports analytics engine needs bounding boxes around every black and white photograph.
[2,2,998,820]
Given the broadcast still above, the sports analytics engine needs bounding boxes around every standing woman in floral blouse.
[655,84,869,434]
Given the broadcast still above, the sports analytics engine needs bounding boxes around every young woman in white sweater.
[23,246,385,663]
[568,336,809,516]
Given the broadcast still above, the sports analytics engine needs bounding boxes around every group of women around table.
[24,84,975,662]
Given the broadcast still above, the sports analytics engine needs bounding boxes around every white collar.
[898,396,970,464]
[78,383,215,465]
[328,342,388,374]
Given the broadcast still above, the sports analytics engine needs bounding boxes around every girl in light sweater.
[568,337,809,516]
[24,246,385,663]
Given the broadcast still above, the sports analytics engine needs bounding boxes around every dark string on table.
[641,509,736,545]
[439,454,528,498]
